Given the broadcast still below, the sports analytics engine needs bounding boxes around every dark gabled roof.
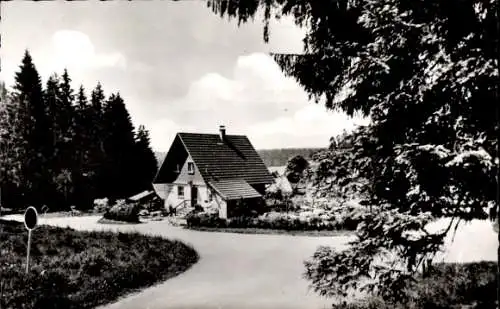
[178,132,274,185]
[208,178,262,200]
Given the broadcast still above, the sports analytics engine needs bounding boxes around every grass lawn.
[186,226,353,236]
[0,219,199,309]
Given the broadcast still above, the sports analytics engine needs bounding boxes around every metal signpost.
[24,206,38,274]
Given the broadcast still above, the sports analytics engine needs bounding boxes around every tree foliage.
[134,125,159,194]
[206,0,499,302]
[102,92,140,199]
[0,50,159,210]
[285,155,309,184]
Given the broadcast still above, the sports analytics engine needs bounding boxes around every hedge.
[186,211,360,231]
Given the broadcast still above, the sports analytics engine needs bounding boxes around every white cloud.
[0,30,127,90]
[177,53,304,114]
[183,73,243,109]
[248,104,369,148]
[149,52,369,151]
[149,119,197,152]
[46,30,126,80]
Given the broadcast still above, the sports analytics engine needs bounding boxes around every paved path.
[2,215,497,309]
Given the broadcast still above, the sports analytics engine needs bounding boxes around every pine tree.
[43,73,66,208]
[54,69,76,207]
[87,82,106,197]
[91,82,105,113]
[57,69,75,158]
[133,125,158,193]
[13,50,52,207]
[43,72,77,208]
[44,73,61,148]
[74,85,89,166]
[101,92,137,198]
[76,85,88,110]
[72,85,94,209]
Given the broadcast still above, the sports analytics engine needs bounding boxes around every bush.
[328,261,497,309]
[186,211,360,231]
[103,202,141,223]
[411,261,497,309]
[186,212,227,228]
[93,198,110,213]
[0,220,199,309]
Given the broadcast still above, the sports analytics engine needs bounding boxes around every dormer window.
[188,162,195,175]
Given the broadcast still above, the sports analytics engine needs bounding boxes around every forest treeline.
[0,50,158,211]
[257,148,324,167]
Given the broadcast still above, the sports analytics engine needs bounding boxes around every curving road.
[2,215,496,309]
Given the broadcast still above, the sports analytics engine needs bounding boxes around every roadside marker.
[24,206,38,274]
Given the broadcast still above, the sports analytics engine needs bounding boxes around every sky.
[0,1,368,151]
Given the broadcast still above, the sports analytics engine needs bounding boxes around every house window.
[187,162,195,175]
[175,164,181,173]
[177,186,184,199]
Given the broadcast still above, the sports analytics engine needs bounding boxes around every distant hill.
[155,147,324,169]
[257,148,325,167]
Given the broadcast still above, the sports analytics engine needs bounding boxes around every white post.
[26,229,32,274]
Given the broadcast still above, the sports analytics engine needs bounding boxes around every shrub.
[326,262,497,309]
[186,211,360,231]
[186,212,227,228]
[93,198,111,213]
[411,261,497,309]
[103,202,141,223]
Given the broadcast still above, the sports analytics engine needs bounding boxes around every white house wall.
[156,154,203,207]
[155,154,228,217]
[174,154,205,186]
[165,184,210,208]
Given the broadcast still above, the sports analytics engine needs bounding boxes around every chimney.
[219,125,226,141]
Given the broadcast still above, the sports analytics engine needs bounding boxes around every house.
[153,126,274,219]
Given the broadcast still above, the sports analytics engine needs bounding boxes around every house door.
[190,185,198,207]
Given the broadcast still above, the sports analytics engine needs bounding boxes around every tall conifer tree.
[88,82,106,197]
[133,125,158,193]
[13,50,51,207]
[102,93,137,198]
